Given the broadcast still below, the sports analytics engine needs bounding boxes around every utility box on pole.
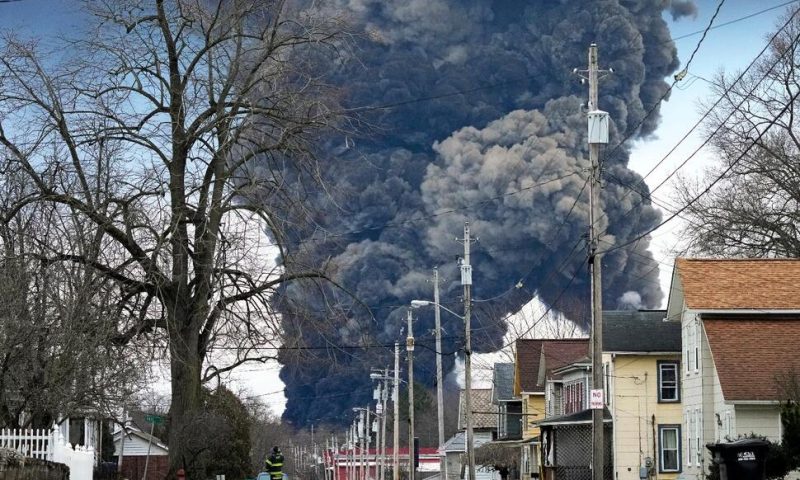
[587,110,609,144]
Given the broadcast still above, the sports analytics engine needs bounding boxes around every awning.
[479,437,538,448]
[535,408,612,427]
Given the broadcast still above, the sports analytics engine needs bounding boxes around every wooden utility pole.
[432,267,445,477]
[406,310,415,480]
[459,222,476,480]
[586,43,609,480]
[393,343,400,480]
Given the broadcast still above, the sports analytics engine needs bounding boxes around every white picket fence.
[0,427,52,459]
[0,426,95,480]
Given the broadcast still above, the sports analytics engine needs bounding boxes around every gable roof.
[704,317,800,401]
[515,339,589,394]
[603,310,680,352]
[112,428,169,454]
[492,363,517,404]
[675,258,800,310]
[458,389,494,430]
[440,431,466,453]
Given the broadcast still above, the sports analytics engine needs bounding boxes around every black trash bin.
[707,438,770,480]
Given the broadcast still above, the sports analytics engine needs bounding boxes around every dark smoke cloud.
[272,0,677,427]
[670,0,699,21]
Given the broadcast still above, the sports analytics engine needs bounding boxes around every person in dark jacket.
[265,446,285,480]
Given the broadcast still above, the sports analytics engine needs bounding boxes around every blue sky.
[630,0,792,301]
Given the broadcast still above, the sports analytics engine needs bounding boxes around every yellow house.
[513,339,589,479]
[603,310,683,480]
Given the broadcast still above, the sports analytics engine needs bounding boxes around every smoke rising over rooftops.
[270,0,686,426]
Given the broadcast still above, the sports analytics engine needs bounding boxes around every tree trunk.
[168,311,203,478]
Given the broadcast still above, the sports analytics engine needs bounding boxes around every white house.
[667,258,800,479]
[113,419,169,480]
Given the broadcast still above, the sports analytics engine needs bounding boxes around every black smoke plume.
[271,0,687,427]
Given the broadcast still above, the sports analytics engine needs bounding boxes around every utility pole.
[393,343,400,480]
[406,309,416,480]
[380,369,389,480]
[374,381,383,480]
[580,43,611,480]
[432,267,445,478]
[366,409,371,480]
[459,222,476,480]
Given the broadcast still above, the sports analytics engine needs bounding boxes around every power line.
[595,7,800,244]
[671,0,799,42]
[604,84,800,256]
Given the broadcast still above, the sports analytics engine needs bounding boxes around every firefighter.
[265,446,285,480]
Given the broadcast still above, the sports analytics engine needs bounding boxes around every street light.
[409,295,457,480]
[410,299,464,319]
[410,297,474,480]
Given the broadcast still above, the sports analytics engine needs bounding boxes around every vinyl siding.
[522,394,544,440]
[734,405,781,442]
[606,353,682,480]
[114,433,168,456]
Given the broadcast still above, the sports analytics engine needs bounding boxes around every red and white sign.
[590,389,604,409]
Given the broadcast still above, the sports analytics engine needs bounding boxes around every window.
[658,361,680,402]
[564,380,584,415]
[725,411,732,438]
[695,408,702,465]
[686,322,694,372]
[694,320,701,372]
[687,410,695,466]
[659,425,682,473]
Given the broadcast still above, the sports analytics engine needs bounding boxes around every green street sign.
[145,414,164,425]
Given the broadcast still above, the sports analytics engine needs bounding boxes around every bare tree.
[678,9,800,257]
[0,162,145,428]
[0,0,348,474]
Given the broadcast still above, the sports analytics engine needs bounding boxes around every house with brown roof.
[667,258,800,480]
[513,339,589,479]
[535,310,681,480]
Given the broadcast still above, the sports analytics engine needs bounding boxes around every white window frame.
[658,361,680,403]
[725,411,732,439]
[687,410,695,466]
[694,320,701,373]
[659,425,682,473]
[695,408,702,465]
[686,321,695,372]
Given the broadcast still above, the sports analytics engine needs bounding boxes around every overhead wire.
[603,64,800,256]
[588,4,799,252]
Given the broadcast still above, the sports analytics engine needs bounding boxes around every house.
[537,356,613,480]
[513,339,589,479]
[666,258,800,479]
[536,310,682,480]
[603,310,682,479]
[440,389,497,480]
[492,363,522,441]
[326,447,440,480]
[456,388,499,480]
[113,412,169,480]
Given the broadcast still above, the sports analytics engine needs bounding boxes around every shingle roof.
[458,389,494,430]
[602,310,680,352]
[515,339,589,394]
[675,258,800,310]
[704,317,800,401]
[492,363,516,404]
